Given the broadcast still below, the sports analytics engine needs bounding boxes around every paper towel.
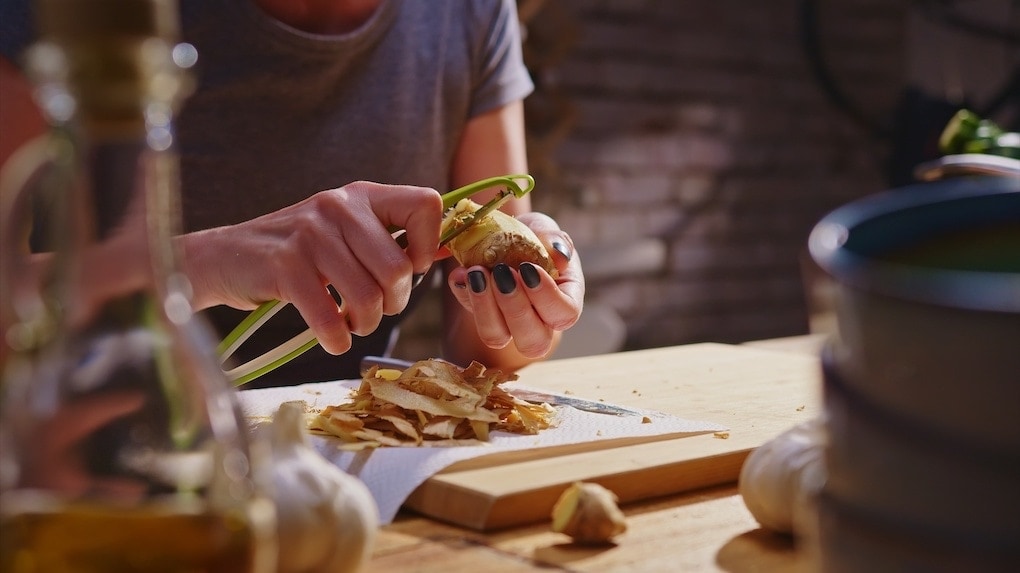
[238,379,725,524]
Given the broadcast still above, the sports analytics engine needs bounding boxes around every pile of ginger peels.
[310,359,557,449]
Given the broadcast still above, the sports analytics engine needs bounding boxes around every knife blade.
[358,356,645,417]
[501,388,646,417]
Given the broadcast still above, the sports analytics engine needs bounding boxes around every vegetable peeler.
[218,174,536,386]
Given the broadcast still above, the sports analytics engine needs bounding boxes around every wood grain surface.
[404,342,823,530]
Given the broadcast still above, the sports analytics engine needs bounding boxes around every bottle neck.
[24,32,196,327]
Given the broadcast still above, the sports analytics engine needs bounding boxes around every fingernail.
[492,263,516,294]
[519,262,541,289]
[454,280,467,290]
[395,232,409,249]
[411,273,426,288]
[551,240,572,261]
[468,270,487,293]
[327,284,343,305]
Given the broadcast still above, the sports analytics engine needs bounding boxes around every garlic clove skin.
[269,401,379,573]
[738,416,827,536]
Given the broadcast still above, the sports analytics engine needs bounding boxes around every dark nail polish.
[395,231,409,249]
[519,262,541,289]
[327,284,343,305]
[551,240,572,261]
[411,273,425,288]
[468,270,487,293]
[492,264,516,294]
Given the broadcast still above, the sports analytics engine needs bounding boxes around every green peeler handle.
[218,174,535,386]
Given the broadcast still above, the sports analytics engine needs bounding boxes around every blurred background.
[396,0,1019,360]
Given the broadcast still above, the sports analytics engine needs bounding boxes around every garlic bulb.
[738,416,827,536]
[268,401,379,573]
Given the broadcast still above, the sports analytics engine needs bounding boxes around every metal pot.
[807,175,1020,571]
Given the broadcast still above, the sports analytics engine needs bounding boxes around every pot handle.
[913,153,1020,182]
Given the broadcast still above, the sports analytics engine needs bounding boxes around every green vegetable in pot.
[939,109,1019,159]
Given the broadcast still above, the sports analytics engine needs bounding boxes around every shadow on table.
[716,528,809,572]
[532,541,621,568]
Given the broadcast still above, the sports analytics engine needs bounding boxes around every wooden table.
[365,335,827,572]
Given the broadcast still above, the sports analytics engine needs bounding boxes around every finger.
[461,267,512,349]
[340,221,414,318]
[513,211,577,272]
[449,259,584,334]
[315,244,389,333]
[302,303,353,355]
[490,263,554,358]
[517,262,584,331]
[334,184,441,315]
[308,195,411,320]
[282,209,388,339]
[280,271,353,354]
[329,282,384,338]
[447,267,473,310]
[348,182,443,273]
[51,391,147,450]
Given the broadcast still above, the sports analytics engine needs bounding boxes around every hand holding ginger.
[443,208,584,367]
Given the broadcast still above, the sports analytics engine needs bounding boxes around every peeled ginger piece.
[551,481,627,545]
[441,199,558,278]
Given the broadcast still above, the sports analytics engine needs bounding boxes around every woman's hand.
[445,211,585,360]
[18,390,148,499]
[183,181,443,355]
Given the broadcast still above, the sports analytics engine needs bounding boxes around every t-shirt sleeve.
[468,0,534,118]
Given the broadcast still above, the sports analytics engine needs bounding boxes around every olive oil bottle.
[0,1,276,571]
[1,500,261,573]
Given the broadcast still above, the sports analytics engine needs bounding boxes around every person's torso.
[1,0,532,385]
[177,0,477,231]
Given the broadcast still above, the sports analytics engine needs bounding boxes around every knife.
[358,356,645,417]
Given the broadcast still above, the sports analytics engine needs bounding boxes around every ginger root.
[441,199,558,278]
[551,481,627,545]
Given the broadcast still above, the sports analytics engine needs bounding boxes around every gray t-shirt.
[2,0,534,386]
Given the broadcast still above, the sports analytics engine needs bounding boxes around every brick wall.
[534,0,915,348]
[396,0,913,359]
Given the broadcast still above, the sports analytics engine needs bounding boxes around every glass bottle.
[0,1,276,571]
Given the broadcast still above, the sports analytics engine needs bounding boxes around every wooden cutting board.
[403,342,822,531]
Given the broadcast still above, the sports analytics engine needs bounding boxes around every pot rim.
[808,176,1020,313]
